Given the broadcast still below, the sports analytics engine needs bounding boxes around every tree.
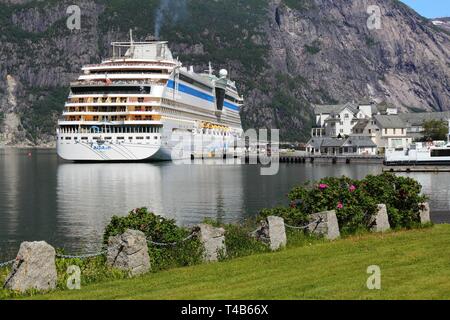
[422,120,448,141]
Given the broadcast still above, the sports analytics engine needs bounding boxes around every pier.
[382,166,450,173]
[278,154,384,164]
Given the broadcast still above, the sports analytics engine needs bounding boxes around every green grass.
[25,225,450,300]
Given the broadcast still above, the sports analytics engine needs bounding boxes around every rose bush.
[260,173,427,234]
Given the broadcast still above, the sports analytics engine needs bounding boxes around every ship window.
[65,137,72,140]
[431,149,450,157]
[179,74,212,92]
[225,95,239,104]
[136,137,144,140]
[81,137,88,140]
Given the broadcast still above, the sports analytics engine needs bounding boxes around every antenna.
[129,29,134,45]
[209,62,213,76]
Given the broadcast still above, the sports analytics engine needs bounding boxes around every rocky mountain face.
[0,0,449,145]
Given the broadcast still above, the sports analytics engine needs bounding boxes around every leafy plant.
[420,119,448,142]
[260,173,427,234]
[103,208,204,271]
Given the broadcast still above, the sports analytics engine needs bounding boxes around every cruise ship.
[57,33,244,161]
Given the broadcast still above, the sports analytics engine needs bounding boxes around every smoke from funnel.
[154,0,187,39]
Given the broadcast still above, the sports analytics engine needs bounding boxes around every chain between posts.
[284,218,324,230]
[147,232,196,247]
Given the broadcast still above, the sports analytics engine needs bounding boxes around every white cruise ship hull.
[57,140,161,162]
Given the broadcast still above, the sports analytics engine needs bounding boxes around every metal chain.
[56,249,108,259]
[147,232,196,247]
[0,259,15,268]
[284,218,323,230]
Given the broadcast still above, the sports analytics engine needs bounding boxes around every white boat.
[385,141,450,166]
[57,32,244,161]
[385,120,450,166]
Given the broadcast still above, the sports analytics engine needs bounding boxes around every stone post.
[196,224,226,262]
[308,210,340,240]
[253,216,287,251]
[107,229,150,276]
[3,241,57,293]
[369,204,391,232]
[419,202,431,224]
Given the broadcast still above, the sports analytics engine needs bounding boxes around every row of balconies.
[63,114,162,122]
[68,97,157,104]
[64,106,156,113]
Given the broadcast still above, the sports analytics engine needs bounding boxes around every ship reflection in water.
[55,161,246,252]
[1,149,450,257]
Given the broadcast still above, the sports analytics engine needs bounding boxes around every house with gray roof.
[399,111,450,140]
[372,115,412,151]
[342,136,377,156]
[312,102,366,138]
[310,102,409,155]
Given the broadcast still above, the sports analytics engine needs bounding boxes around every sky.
[400,0,450,18]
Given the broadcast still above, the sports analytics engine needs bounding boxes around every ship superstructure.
[57,33,244,161]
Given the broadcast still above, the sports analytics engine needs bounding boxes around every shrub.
[259,173,427,234]
[103,208,204,271]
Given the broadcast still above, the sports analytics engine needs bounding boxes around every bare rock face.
[369,204,391,232]
[4,241,57,293]
[253,216,287,251]
[196,224,226,262]
[107,229,151,277]
[419,202,431,224]
[308,210,340,240]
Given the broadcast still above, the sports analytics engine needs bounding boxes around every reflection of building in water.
[56,162,245,249]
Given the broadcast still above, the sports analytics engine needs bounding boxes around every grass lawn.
[29,225,450,300]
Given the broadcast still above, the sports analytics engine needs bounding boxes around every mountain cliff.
[0,0,449,145]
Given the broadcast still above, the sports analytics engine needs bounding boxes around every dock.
[278,153,384,164]
[382,166,450,173]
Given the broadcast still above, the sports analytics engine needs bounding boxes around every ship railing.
[84,61,176,69]
[70,80,164,87]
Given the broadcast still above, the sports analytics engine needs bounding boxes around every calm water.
[0,149,449,259]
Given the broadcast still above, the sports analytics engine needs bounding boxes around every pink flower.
[349,185,356,192]
[337,202,344,209]
[319,184,329,190]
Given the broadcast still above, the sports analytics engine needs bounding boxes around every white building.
[309,102,407,155]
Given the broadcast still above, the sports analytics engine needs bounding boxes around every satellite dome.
[219,69,228,78]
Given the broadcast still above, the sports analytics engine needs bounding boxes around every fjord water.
[0,149,449,259]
